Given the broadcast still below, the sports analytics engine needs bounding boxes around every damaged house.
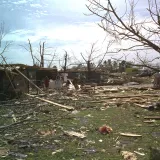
[0,65,28,100]
[0,64,58,100]
[26,66,57,87]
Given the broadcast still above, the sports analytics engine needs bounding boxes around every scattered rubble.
[37,130,56,137]
[107,78,125,85]
[121,151,137,160]
[0,67,159,159]
[0,147,9,158]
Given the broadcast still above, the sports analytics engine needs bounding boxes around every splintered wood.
[81,85,95,94]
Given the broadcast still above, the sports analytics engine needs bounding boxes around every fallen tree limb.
[25,93,74,111]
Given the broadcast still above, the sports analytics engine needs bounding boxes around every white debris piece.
[64,131,86,139]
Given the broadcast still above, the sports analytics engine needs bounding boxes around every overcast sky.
[0,0,153,67]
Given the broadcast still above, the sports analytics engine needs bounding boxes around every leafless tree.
[46,49,57,68]
[135,52,160,71]
[59,50,72,71]
[0,41,12,55]
[62,50,68,72]
[0,21,12,59]
[80,41,112,78]
[21,40,56,67]
[0,21,7,48]
[20,39,35,65]
[80,42,99,74]
[0,21,15,94]
[112,52,160,72]
[35,42,57,68]
[38,41,45,67]
[86,0,160,70]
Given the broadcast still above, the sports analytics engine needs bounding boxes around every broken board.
[64,131,86,139]
[120,133,142,137]
[25,93,74,111]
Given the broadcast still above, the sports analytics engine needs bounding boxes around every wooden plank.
[144,116,160,120]
[134,103,148,108]
[95,94,160,99]
[143,120,156,123]
[120,133,142,137]
[15,68,43,93]
[25,93,74,111]
[64,131,86,139]
[134,151,145,156]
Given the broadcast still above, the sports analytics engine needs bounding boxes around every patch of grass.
[56,104,160,160]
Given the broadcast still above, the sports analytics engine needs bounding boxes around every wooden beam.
[144,116,160,120]
[25,93,74,111]
[120,133,142,137]
[95,94,160,99]
[15,68,43,93]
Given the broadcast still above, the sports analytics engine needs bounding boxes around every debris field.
[0,84,160,160]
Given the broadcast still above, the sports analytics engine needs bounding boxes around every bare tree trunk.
[39,42,45,67]
[28,39,35,65]
[87,60,91,79]
[41,42,45,67]
[64,51,68,72]
[0,21,6,48]
[39,43,42,67]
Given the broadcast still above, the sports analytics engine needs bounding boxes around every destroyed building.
[0,64,58,100]
[0,65,28,100]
